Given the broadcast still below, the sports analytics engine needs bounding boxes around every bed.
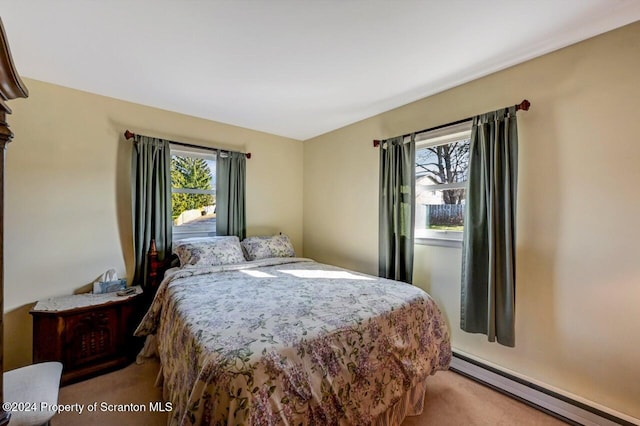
[135,235,451,425]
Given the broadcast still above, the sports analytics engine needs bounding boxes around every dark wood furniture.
[0,17,29,426]
[30,291,144,386]
[147,239,167,290]
[147,238,176,296]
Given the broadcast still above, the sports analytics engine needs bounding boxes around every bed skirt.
[153,360,430,426]
[373,378,428,426]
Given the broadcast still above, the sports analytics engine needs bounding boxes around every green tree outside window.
[171,156,215,220]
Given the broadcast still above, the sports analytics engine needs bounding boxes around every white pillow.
[174,236,246,268]
[241,234,295,261]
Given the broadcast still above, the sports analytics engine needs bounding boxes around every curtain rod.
[372,99,530,147]
[124,130,251,159]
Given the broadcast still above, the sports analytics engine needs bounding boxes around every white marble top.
[32,286,143,312]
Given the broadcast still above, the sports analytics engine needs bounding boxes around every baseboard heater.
[450,352,637,426]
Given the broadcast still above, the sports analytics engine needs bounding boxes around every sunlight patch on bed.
[241,270,277,278]
[279,270,373,280]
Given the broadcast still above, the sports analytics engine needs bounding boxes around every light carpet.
[52,360,566,425]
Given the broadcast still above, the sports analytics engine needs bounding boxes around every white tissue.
[92,269,118,293]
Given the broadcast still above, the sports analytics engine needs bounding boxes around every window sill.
[415,237,462,248]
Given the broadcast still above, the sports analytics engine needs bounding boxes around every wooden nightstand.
[30,287,145,386]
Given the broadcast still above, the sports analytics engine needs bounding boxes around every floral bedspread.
[135,258,451,426]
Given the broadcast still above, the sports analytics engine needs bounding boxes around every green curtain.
[216,151,246,240]
[379,135,416,283]
[131,135,172,288]
[461,106,518,347]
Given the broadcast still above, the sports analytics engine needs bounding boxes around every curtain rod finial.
[517,99,530,111]
[373,140,380,147]
[124,130,135,140]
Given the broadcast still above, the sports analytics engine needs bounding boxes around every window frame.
[413,120,472,247]
[170,145,217,240]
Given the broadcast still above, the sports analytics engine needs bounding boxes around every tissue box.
[93,279,127,294]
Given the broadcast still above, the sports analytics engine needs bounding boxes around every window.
[414,121,471,245]
[171,146,217,239]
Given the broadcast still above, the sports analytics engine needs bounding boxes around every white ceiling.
[1,1,639,140]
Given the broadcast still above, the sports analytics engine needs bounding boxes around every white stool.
[3,362,63,426]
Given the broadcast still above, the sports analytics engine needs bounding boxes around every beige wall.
[304,22,640,419]
[4,79,303,369]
